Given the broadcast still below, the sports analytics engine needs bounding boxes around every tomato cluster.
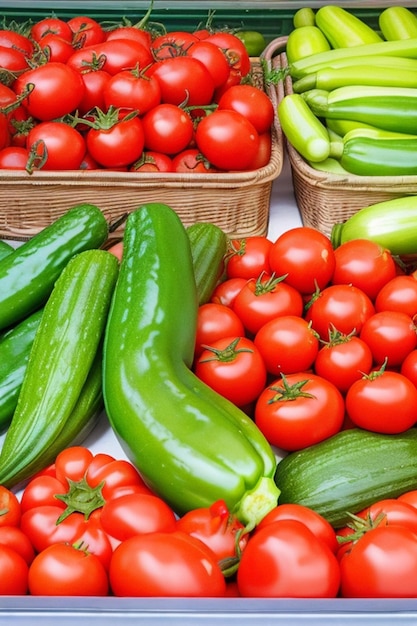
[0,16,274,173]
[195,227,417,449]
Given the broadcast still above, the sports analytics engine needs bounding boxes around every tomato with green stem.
[226,236,272,280]
[141,103,194,155]
[68,15,106,47]
[0,485,21,527]
[149,56,215,106]
[67,39,153,75]
[26,121,86,170]
[103,66,161,115]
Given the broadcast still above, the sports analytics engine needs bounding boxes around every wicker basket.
[263,37,417,238]
[0,59,283,241]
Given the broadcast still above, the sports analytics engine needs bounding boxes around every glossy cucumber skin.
[275,428,417,528]
[0,248,119,488]
[186,222,227,304]
[103,204,278,526]
[0,203,109,331]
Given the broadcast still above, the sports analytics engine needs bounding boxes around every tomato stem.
[199,337,252,363]
[267,373,316,403]
[55,476,106,523]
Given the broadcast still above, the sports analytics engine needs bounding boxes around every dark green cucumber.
[186,222,228,304]
[0,240,14,261]
[275,427,417,528]
[0,249,119,488]
[0,308,44,432]
[0,203,109,331]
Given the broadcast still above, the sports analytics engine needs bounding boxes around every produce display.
[279,5,417,176]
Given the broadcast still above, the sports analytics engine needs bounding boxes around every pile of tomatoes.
[193,227,417,449]
[0,15,274,173]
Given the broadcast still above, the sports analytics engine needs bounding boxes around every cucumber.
[275,427,417,528]
[186,222,228,305]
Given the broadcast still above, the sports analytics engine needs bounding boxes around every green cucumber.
[0,240,14,261]
[186,222,228,305]
[0,248,119,488]
[275,427,417,528]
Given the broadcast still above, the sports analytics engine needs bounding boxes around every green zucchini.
[275,427,417,528]
[0,203,109,332]
[0,240,14,261]
[186,222,228,304]
[0,249,119,488]
[0,308,44,432]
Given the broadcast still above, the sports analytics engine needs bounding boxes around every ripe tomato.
[0,29,34,56]
[39,33,75,63]
[141,103,194,155]
[332,239,397,301]
[0,526,35,565]
[401,349,417,387]
[27,122,86,170]
[226,236,272,279]
[109,531,226,597]
[232,273,304,335]
[194,302,245,358]
[28,543,109,596]
[67,39,153,75]
[103,68,161,115]
[187,40,231,89]
[314,330,373,393]
[194,336,267,406]
[86,115,144,168]
[205,32,251,78]
[305,284,375,341]
[359,310,417,367]
[0,45,30,73]
[14,62,85,121]
[210,277,247,307]
[375,274,417,317]
[0,146,28,170]
[218,84,274,134]
[237,519,340,597]
[176,498,248,562]
[68,15,106,47]
[0,485,21,527]
[345,367,417,434]
[105,26,152,49]
[256,503,339,554]
[130,150,173,172]
[361,498,417,534]
[254,315,320,376]
[269,227,336,295]
[150,56,214,106]
[30,17,73,43]
[172,148,217,173]
[340,525,417,597]
[151,31,200,60]
[0,545,28,595]
[196,109,260,171]
[254,372,345,451]
[78,69,112,116]
[247,131,272,169]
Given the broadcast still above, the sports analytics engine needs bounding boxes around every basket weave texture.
[0,59,283,241]
[263,36,417,238]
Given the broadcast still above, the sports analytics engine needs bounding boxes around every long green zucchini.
[0,249,119,488]
[275,428,417,528]
[186,222,228,305]
[0,203,109,331]
[0,240,14,261]
[103,203,279,528]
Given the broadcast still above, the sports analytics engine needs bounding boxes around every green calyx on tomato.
[198,337,253,364]
[55,476,105,523]
[253,272,288,296]
[267,373,316,404]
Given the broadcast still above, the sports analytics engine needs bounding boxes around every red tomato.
[205,32,251,78]
[340,525,417,597]
[359,310,417,367]
[28,543,109,596]
[194,302,246,358]
[254,315,319,376]
[345,367,417,434]
[196,109,260,171]
[257,503,339,554]
[218,84,274,134]
[100,492,177,541]
[106,26,152,49]
[232,273,304,335]
[130,150,173,172]
[176,498,248,562]
[226,236,272,279]
[0,145,28,169]
[375,274,417,317]
[103,68,161,115]
[141,103,194,155]
[332,239,397,301]
[194,336,267,406]
[0,545,28,595]
[78,69,112,116]
[210,277,247,307]
[14,62,85,121]
[0,45,30,73]
[0,526,35,565]
[314,331,373,393]
[269,227,336,295]
[39,33,75,63]
[254,372,345,451]
[398,490,417,509]
[172,148,217,173]
[67,39,153,75]
[20,475,68,513]
[150,56,215,106]
[0,485,21,527]
[305,284,375,341]
[362,498,417,534]
[30,17,73,43]
[0,29,34,56]
[401,349,417,387]
[187,40,231,89]
[27,122,86,170]
[247,131,272,170]
[68,16,107,47]
[237,519,340,597]
[109,531,226,597]
[86,116,144,168]
[151,31,200,60]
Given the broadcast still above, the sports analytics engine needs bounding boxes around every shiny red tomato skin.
[187,40,231,89]
[205,32,251,77]
[345,369,417,434]
[68,15,106,47]
[30,17,73,43]
[269,227,336,295]
[0,545,29,595]
[401,349,417,387]
[255,372,345,451]
[86,117,145,168]
[103,70,161,115]
[78,69,112,115]
[67,39,153,75]
[27,122,86,170]
[150,56,215,106]
[226,237,272,279]
[375,274,417,317]
[359,310,417,367]
[340,525,417,598]
[0,485,21,527]
[314,334,373,393]
[194,302,245,358]
[210,277,247,307]
[0,526,35,565]
[218,84,274,134]
[237,519,340,598]
[141,103,194,155]
[332,239,397,301]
